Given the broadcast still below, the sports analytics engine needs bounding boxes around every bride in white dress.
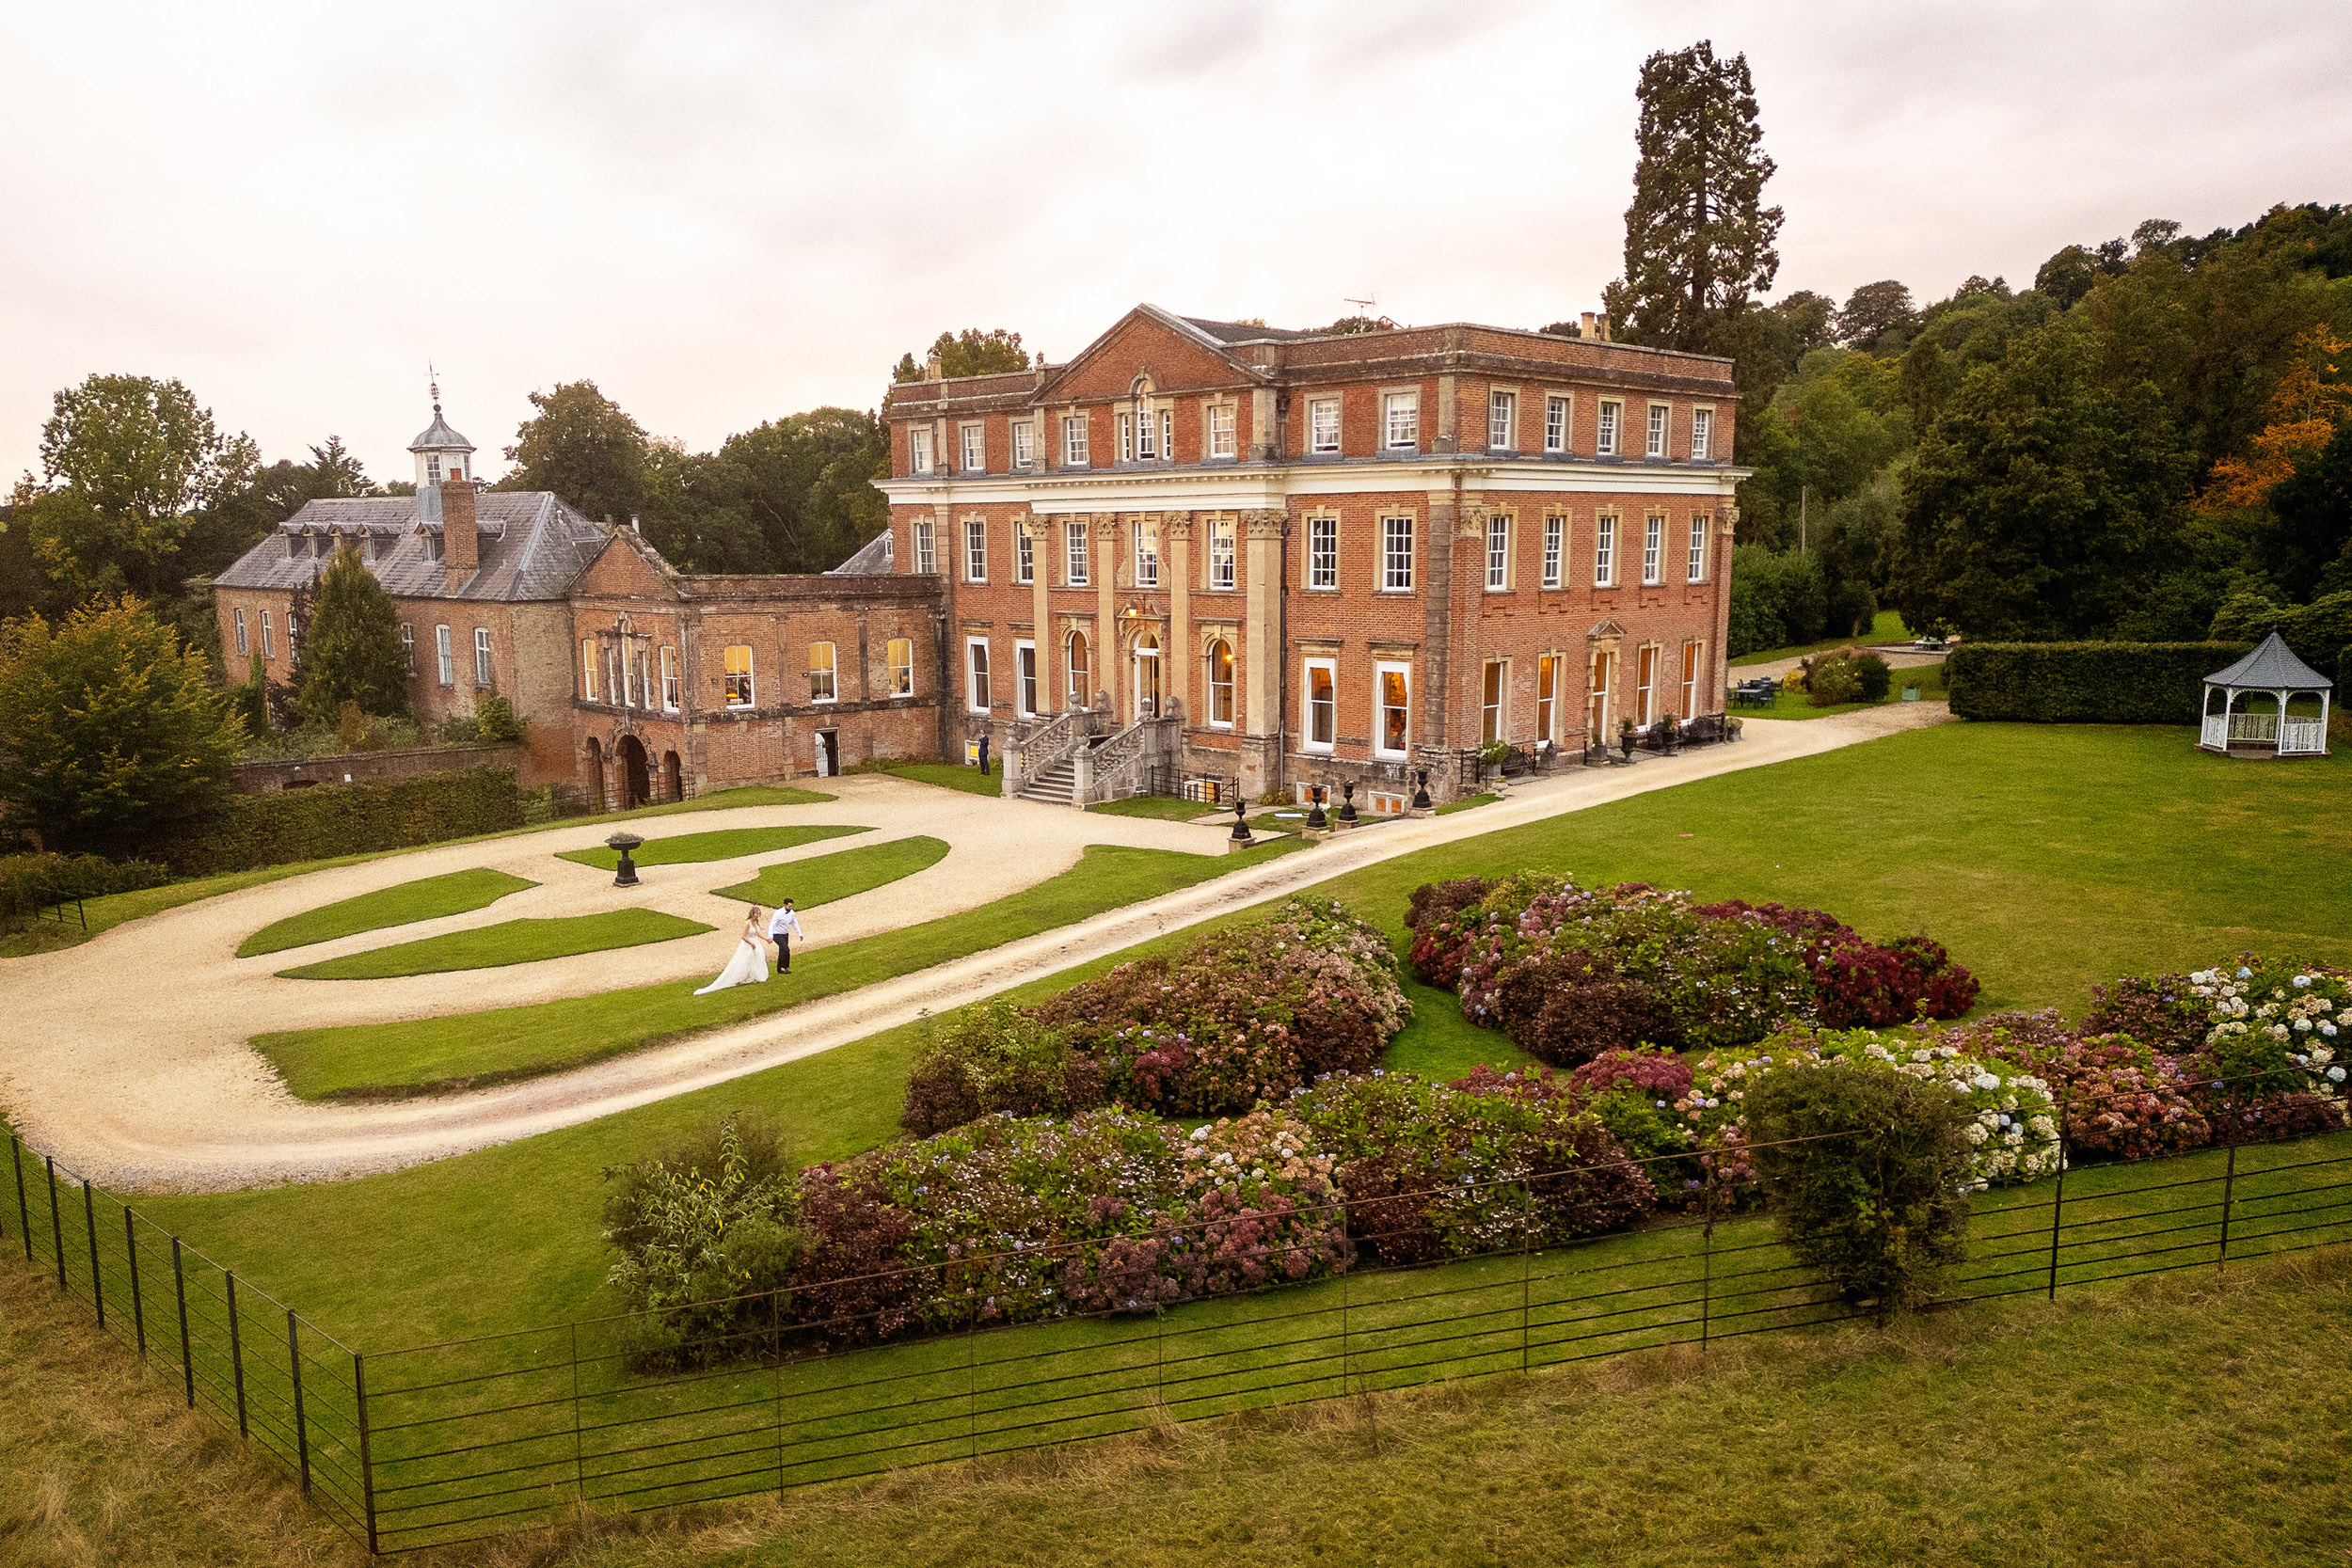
[693,906,771,995]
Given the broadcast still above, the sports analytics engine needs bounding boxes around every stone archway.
[585,737,606,813]
[661,750,682,802]
[616,735,652,811]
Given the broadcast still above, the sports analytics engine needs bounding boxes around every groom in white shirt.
[768,899,803,974]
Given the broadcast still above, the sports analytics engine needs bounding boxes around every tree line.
[1595,40,2352,657]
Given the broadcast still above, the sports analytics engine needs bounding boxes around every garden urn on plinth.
[607,831,645,888]
[1306,785,1327,830]
[1339,778,1359,824]
[1410,768,1432,811]
[1230,782,1253,845]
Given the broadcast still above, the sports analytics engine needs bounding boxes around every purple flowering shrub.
[831,1107,1349,1332]
[1033,898,1409,1116]
[1290,1070,1657,1262]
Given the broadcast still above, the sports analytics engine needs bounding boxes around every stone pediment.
[1588,618,1628,641]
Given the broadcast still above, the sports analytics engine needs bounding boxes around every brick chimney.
[440,479,478,590]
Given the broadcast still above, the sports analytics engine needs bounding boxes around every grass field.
[234,867,537,957]
[10,1183,2351,1565]
[1436,791,1499,815]
[710,835,950,907]
[249,839,1304,1103]
[1087,795,1222,821]
[559,823,867,870]
[278,908,715,981]
[0,784,842,960]
[866,761,999,796]
[1729,607,1915,666]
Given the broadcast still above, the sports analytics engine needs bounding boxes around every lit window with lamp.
[887,638,914,698]
[1206,639,1235,727]
[723,646,755,709]
[809,641,836,703]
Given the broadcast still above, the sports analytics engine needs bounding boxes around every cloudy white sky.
[4,0,2349,486]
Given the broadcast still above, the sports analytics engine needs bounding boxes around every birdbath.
[606,831,645,888]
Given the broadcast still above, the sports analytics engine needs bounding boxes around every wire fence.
[8,1076,2352,1556]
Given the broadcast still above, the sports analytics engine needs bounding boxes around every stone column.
[1166,512,1195,724]
[1027,513,1052,710]
[1240,509,1287,798]
[1093,514,1120,717]
[933,502,956,760]
[1422,488,1456,751]
[1714,501,1740,714]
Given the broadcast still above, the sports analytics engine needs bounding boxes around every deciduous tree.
[501,381,649,524]
[891,329,1032,383]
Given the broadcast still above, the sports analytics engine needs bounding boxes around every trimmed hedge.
[0,852,172,922]
[167,767,524,875]
[1946,641,2251,724]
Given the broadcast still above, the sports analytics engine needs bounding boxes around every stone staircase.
[1018,753,1079,805]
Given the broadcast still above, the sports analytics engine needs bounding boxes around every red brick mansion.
[214,309,1745,811]
[880,306,1746,808]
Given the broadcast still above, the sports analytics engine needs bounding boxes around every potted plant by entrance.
[1619,716,1638,760]
[1477,738,1511,782]
[1657,711,1681,755]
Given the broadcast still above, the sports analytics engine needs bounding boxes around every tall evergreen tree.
[1602,41,1784,356]
[295,546,409,723]
[0,595,241,856]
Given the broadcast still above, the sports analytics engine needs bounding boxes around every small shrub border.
[0,851,172,922]
[169,767,524,875]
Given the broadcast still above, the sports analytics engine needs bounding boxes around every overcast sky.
[4,0,2349,487]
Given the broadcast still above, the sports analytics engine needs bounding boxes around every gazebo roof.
[2204,631,2332,691]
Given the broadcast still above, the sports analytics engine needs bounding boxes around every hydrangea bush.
[1675,1027,2061,1195]
[2185,960,2350,1138]
[1407,877,1978,1068]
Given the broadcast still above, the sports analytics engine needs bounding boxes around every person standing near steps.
[768,898,804,974]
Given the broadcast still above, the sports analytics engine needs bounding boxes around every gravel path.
[0,705,1951,1192]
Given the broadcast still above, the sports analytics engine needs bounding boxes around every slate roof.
[214,493,610,603]
[409,409,474,451]
[825,531,894,575]
[2204,631,2333,690]
[1179,316,1327,345]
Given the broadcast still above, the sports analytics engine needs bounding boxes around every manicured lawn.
[1729,607,1914,665]
[277,908,714,980]
[250,839,1304,1102]
[1088,795,1222,821]
[558,823,867,870]
[0,785,840,960]
[711,835,950,907]
[125,724,2352,1357]
[866,760,1000,796]
[1436,791,1499,815]
[234,867,537,958]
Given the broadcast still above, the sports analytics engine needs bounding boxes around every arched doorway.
[585,737,606,813]
[1133,631,1161,721]
[616,735,651,810]
[661,751,682,801]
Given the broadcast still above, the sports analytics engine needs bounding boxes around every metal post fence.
[355,1353,379,1556]
[124,1207,145,1359]
[1700,1164,1717,1350]
[173,1238,195,1407]
[2218,1132,2239,1273]
[12,1137,27,1260]
[227,1271,248,1439]
[83,1179,103,1329]
[287,1309,310,1496]
[47,1157,65,1291]
[2046,1088,2071,1300]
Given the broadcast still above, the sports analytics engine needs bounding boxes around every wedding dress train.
[693,937,769,995]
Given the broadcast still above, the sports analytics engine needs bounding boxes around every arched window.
[1067,630,1091,706]
[1207,639,1235,727]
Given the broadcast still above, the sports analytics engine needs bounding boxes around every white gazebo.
[2201,632,2332,756]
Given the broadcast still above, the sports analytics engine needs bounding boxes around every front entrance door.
[816,730,839,776]
[1133,634,1161,721]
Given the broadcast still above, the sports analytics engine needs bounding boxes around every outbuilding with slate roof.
[215,471,614,785]
[2200,632,2332,756]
